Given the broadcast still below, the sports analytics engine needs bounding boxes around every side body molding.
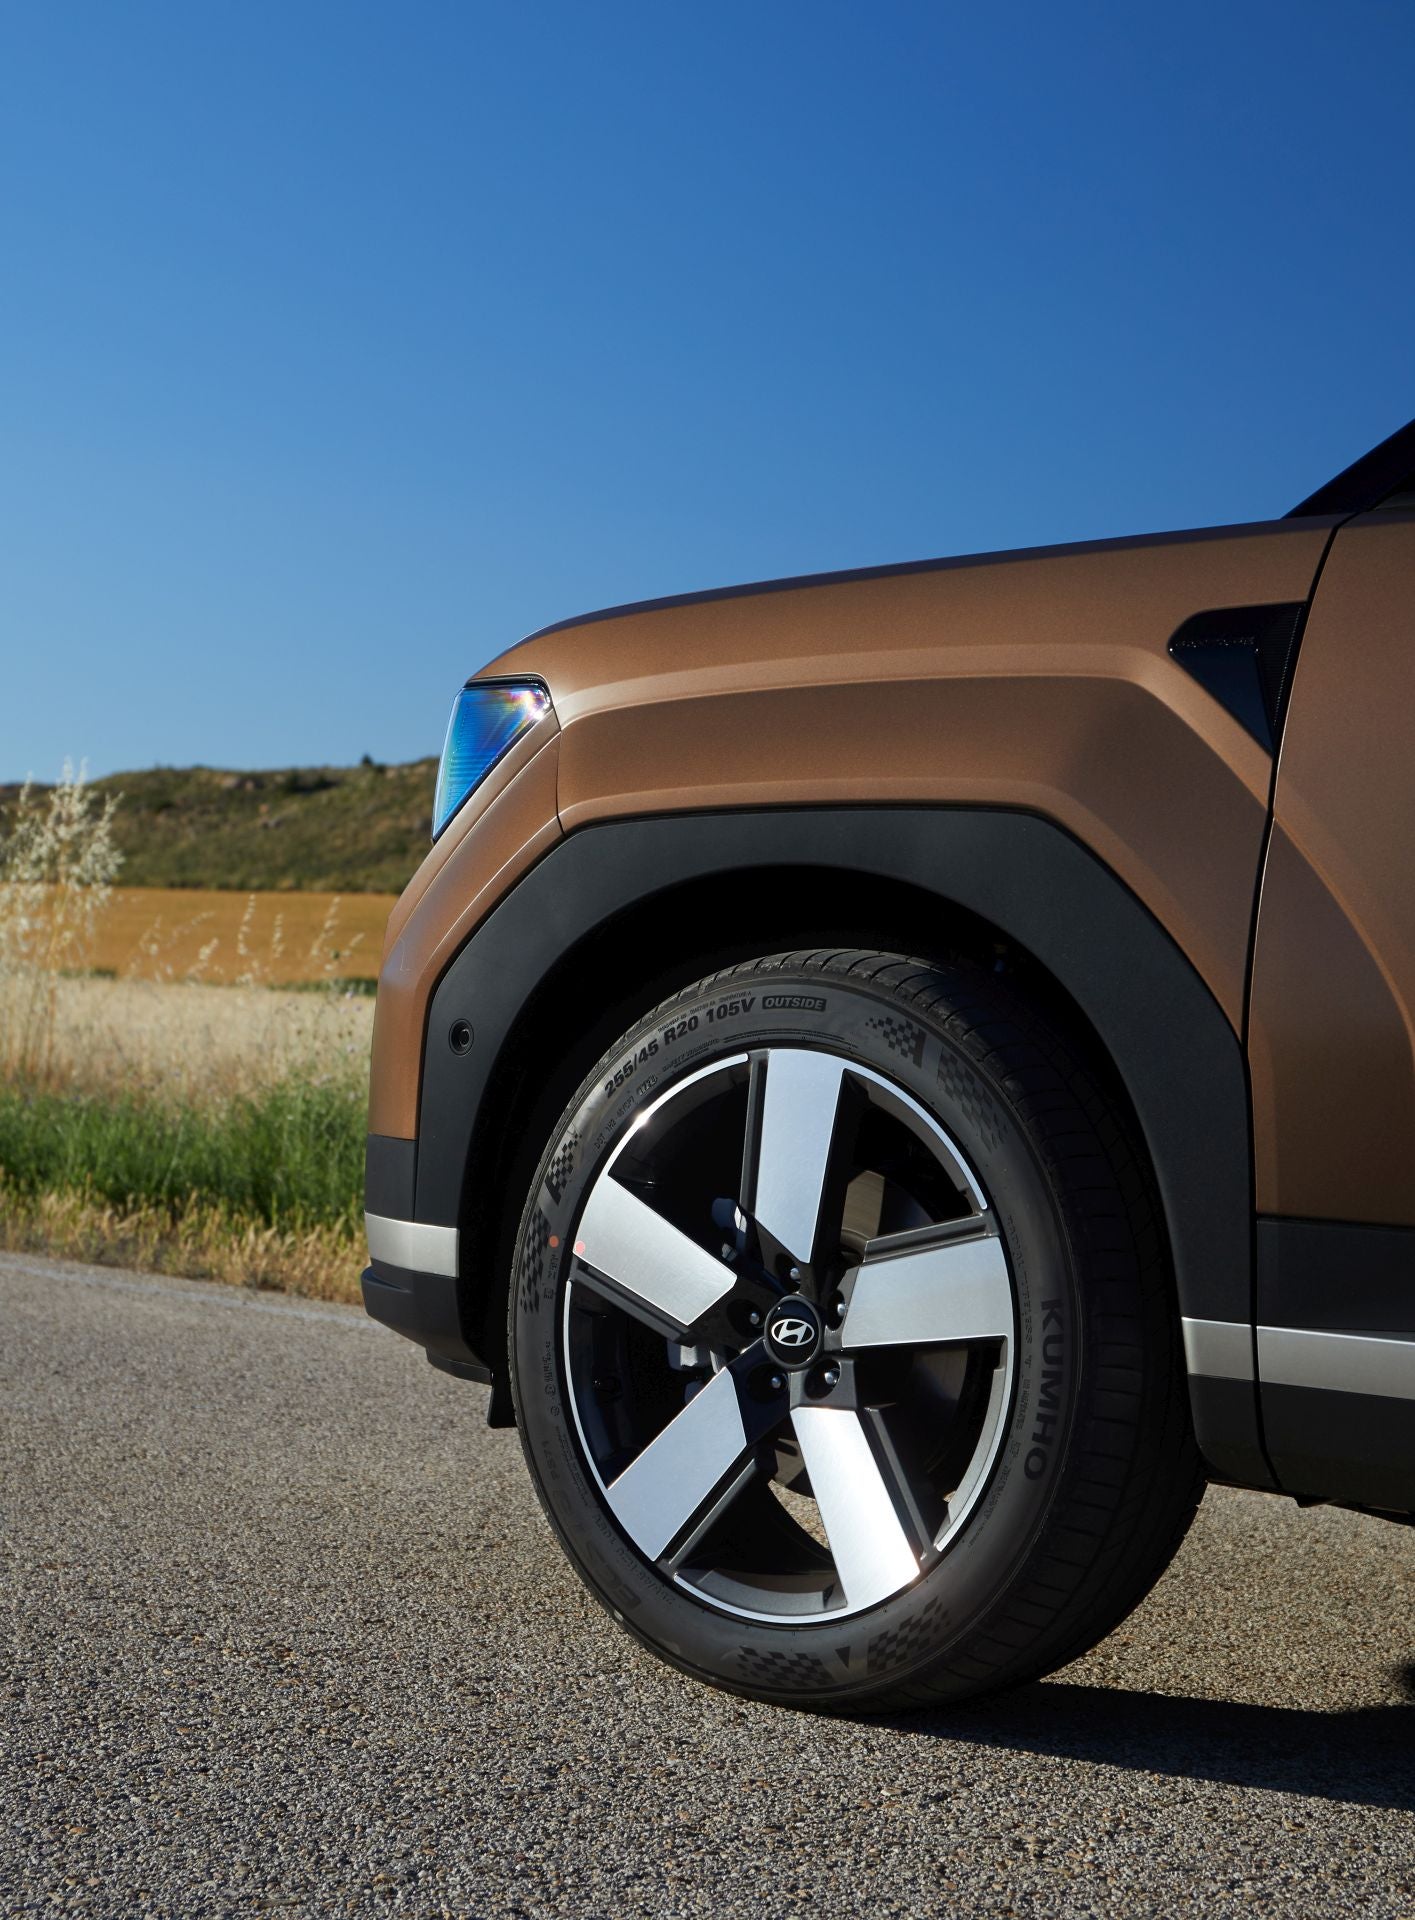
[412,807,1266,1486]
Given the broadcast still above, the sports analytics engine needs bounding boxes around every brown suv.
[362,419,1415,1711]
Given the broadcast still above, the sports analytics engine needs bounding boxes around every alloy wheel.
[562,1048,1017,1622]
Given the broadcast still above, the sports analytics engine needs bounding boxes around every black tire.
[510,949,1202,1711]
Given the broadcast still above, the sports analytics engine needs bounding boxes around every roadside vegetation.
[0,770,376,1302]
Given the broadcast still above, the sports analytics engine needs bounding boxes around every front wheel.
[511,949,1201,1711]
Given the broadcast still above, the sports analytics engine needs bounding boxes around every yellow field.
[85,886,396,986]
[20,973,375,1100]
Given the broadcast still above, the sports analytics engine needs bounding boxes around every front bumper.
[359,1255,490,1384]
[361,1142,491,1385]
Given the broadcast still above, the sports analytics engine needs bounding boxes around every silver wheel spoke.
[745,1051,848,1264]
[575,1177,735,1335]
[791,1406,921,1610]
[606,1366,753,1561]
[841,1220,1011,1350]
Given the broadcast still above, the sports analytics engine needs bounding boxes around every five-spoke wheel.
[566,1050,1015,1620]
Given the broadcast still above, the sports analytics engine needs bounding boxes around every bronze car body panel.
[368,727,562,1139]
[491,521,1331,1024]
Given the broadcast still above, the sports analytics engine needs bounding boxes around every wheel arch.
[407,807,1268,1486]
[453,864,1041,1365]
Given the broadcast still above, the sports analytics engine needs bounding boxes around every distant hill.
[1,759,438,893]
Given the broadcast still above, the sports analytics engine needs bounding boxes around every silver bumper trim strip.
[1181,1316,1254,1382]
[365,1213,459,1278]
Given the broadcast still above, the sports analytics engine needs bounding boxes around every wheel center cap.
[763,1297,823,1369]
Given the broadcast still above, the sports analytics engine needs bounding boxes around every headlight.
[432,679,552,840]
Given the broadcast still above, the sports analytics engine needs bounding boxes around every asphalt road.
[3,1252,1413,1919]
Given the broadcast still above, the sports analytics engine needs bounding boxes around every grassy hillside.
[1,758,438,893]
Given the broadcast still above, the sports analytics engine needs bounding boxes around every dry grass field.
[0,1188,365,1300]
[22,973,375,1099]
[86,885,396,985]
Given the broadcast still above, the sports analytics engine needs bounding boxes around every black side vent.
[1167,602,1307,753]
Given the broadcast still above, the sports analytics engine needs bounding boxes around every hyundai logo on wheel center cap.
[764,1297,823,1368]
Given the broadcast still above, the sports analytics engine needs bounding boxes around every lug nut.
[748,1308,762,1327]
[788,1265,802,1285]
[820,1363,841,1390]
[828,1293,846,1326]
[768,1372,785,1393]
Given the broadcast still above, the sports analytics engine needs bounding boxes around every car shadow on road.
[888,1666,1415,1812]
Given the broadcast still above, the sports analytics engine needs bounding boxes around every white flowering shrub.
[0,763,122,1081]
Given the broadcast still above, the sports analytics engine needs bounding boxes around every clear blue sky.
[2,2,1412,781]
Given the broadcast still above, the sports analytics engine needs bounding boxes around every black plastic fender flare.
[401,806,1266,1485]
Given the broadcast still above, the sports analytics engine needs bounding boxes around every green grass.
[0,756,439,894]
[0,1077,364,1230]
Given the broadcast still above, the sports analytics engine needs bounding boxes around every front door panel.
[1248,508,1415,1507]
[1250,510,1415,1225]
